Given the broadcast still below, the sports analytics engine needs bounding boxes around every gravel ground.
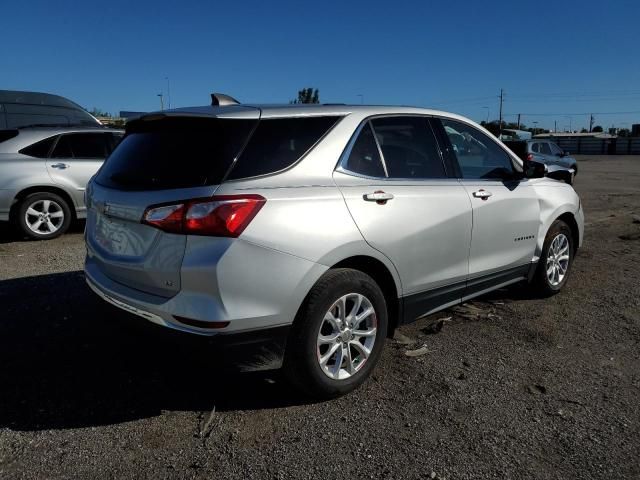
[1,155,639,479]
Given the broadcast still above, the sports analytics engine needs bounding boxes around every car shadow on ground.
[0,221,86,244]
[0,269,542,432]
[0,271,309,432]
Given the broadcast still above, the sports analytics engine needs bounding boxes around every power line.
[429,95,496,106]
[507,89,640,99]
[503,110,640,117]
[431,89,640,108]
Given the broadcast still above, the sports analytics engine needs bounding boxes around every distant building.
[119,111,147,120]
[534,132,615,139]
[632,124,640,136]
[500,129,532,141]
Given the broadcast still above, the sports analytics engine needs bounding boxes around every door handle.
[472,189,492,200]
[50,163,69,169]
[363,191,394,204]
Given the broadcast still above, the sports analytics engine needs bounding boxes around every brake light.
[142,203,185,233]
[142,195,266,237]
[526,153,533,161]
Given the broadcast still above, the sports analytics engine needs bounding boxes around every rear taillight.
[142,195,266,237]
[526,153,533,161]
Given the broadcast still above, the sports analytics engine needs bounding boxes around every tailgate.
[86,183,221,298]
[85,112,260,298]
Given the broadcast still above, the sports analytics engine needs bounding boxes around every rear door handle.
[50,163,69,169]
[364,191,394,203]
[472,189,492,199]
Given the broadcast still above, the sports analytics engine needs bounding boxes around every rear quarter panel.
[0,154,71,219]
[215,182,404,296]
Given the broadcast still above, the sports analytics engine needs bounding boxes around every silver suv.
[0,127,123,239]
[84,97,584,398]
[527,139,578,174]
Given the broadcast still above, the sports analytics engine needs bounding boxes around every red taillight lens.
[184,195,265,237]
[526,153,533,161]
[142,195,265,237]
[142,203,185,233]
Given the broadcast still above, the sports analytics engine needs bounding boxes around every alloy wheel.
[24,199,65,235]
[316,293,377,380]
[546,233,570,286]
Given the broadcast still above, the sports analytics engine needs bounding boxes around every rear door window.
[51,133,111,159]
[227,116,341,180]
[370,116,446,179]
[95,117,256,190]
[65,133,110,158]
[51,135,73,158]
[343,122,386,178]
[107,132,124,155]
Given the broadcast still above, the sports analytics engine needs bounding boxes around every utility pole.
[498,88,504,137]
[554,120,557,133]
[517,113,521,130]
[165,77,171,109]
[589,114,595,133]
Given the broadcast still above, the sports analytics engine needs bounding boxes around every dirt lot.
[1,155,639,480]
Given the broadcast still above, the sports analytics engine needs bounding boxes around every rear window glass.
[226,116,341,180]
[19,135,57,158]
[95,118,256,190]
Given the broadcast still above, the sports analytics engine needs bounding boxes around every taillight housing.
[142,195,266,237]
[526,153,533,161]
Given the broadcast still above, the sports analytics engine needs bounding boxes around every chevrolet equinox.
[84,95,584,398]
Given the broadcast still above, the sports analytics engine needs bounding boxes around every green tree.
[89,107,112,118]
[618,128,630,137]
[592,125,604,132]
[291,88,319,104]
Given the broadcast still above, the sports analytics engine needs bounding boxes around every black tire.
[283,268,388,399]
[531,219,574,297]
[16,192,72,240]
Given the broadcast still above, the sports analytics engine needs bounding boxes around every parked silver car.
[0,127,123,239]
[84,97,584,398]
[527,139,578,174]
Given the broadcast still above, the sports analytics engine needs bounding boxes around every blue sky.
[4,0,640,131]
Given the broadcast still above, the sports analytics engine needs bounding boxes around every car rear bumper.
[86,273,291,371]
[0,189,14,221]
[84,236,327,368]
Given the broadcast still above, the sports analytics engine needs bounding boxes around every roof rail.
[210,93,240,106]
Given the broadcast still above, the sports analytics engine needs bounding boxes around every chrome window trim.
[334,168,462,185]
[335,119,386,180]
[369,120,389,177]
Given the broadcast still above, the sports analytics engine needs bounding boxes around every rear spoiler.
[211,92,240,106]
